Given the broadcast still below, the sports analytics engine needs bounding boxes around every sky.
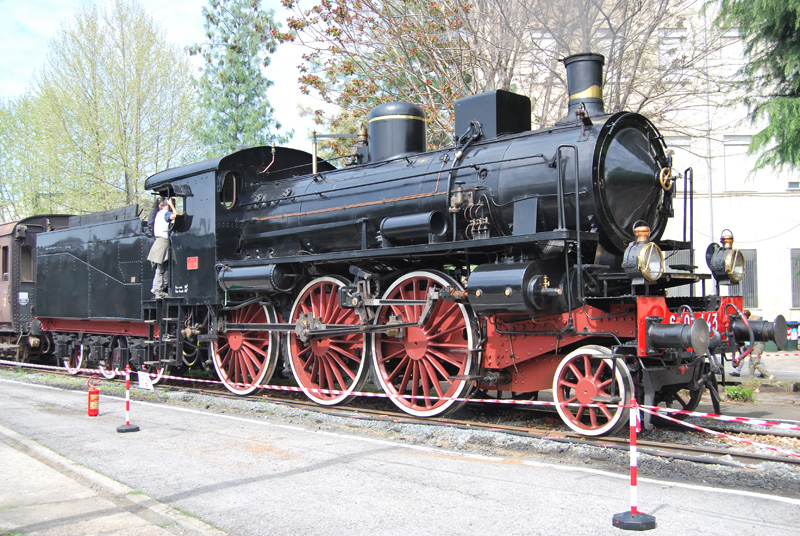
[0,0,325,149]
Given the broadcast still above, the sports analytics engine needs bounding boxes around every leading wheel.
[653,384,705,420]
[287,276,370,406]
[372,270,478,418]
[552,345,632,436]
[63,344,84,375]
[211,303,280,395]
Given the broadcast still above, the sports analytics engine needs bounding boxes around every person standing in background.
[732,310,776,379]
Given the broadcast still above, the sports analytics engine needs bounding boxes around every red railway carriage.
[0,214,71,361]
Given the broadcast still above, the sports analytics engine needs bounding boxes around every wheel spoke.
[242,339,269,359]
[410,362,420,402]
[425,302,458,333]
[379,344,405,364]
[589,407,599,428]
[240,346,258,379]
[331,355,351,389]
[593,359,608,381]
[427,347,463,369]
[397,358,413,394]
[427,322,466,341]
[423,353,450,382]
[567,362,584,381]
[387,355,410,382]
[421,358,446,398]
[558,379,577,390]
[328,348,358,381]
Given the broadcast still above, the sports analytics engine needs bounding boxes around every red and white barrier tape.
[2,358,799,458]
[639,406,800,459]
[647,406,800,432]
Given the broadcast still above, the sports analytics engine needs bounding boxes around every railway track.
[2,361,797,468]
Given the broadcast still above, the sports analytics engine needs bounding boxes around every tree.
[279,0,729,153]
[190,0,291,155]
[279,0,480,151]
[0,0,202,220]
[0,94,61,220]
[715,0,800,171]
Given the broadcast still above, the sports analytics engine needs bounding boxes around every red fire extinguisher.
[87,376,101,417]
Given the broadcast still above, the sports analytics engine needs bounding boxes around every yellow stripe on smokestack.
[569,85,602,101]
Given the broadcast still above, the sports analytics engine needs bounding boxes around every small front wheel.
[552,346,632,436]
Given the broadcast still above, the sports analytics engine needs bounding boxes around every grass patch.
[725,385,756,402]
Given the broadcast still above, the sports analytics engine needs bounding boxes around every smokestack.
[562,52,605,117]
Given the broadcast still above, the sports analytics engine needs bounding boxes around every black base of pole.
[116,424,140,433]
[612,511,656,531]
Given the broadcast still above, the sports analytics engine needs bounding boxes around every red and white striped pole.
[116,365,140,433]
[613,399,655,530]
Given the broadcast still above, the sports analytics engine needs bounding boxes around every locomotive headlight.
[723,248,746,282]
[637,242,665,281]
[622,223,664,282]
[706,229,746,284]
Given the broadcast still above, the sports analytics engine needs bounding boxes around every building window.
[665,248,693,297]
[792,249,800,308]
[659,28,688,74]
[719,28,746,80]
[730,249,758,308]
[723,135,756,192]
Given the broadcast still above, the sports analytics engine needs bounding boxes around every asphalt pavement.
[1,368,799,536]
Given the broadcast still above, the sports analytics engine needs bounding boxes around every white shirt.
[153,208,172,238]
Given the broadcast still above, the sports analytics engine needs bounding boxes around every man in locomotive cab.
[147,197,179,299]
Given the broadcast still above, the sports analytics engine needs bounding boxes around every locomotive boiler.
[32,52,787,436]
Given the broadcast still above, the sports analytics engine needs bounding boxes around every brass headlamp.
[622,223,664,283]
[705,229,745,284]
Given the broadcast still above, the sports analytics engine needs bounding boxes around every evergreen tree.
[191,0,291,155]
[716,0,800,171]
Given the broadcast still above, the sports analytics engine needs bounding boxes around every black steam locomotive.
[24,53,786,435]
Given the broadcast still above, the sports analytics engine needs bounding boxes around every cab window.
[220,172,239,209]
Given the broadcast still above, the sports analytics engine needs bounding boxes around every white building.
[660,20,800,326]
